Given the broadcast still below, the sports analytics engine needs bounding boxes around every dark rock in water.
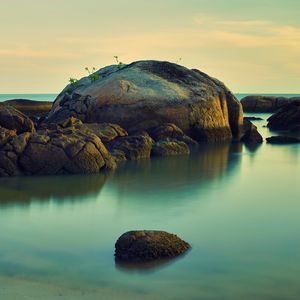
[241,95,300,113]
[47,60,243,142]
[240,119,263,144]
[115,230,190,262]
[244,116,264,121]
[267,101,300,132]
[152,139,190,156]
[109,132,153,160]
[3,99,53,118]
[0,104,35,134]
[266,136,300,144]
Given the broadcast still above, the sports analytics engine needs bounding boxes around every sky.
[0,0,300,93]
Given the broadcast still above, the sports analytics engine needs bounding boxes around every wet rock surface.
[115,230,191,262]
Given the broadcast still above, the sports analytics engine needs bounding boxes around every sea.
[0,93,299,299]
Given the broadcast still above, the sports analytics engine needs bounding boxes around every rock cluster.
[115,230,190,262]
[241,95,300,113]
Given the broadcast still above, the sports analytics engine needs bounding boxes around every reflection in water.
[111,143,242,199]
[0,174,108,207]
[115,251,190,273]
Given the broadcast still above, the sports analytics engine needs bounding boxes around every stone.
[241,95,300,113]
[3,99,53,118]
[266,136,300,144]
[47,60,243,142]
[148,123,198,146]
[17,124,116,176]
[110,132,153,160]
[152,139,190,156]
[244,116,264,121]
[115,230,190,262]
[240,119,263,143]
[267,101,300,132]
[0,104,35,134]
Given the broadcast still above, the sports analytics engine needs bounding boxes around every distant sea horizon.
[0,93,300,102]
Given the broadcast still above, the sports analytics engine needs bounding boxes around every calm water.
[0,95,300,299]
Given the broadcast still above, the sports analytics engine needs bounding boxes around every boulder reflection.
[0,174,108,207]
[111,143,243,200]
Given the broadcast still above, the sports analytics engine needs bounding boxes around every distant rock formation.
[47,60,243,142]
[241,95,300,113]
[3,99,52,118]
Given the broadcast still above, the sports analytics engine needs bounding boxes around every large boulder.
[47,60,243,142]
[3,99,53,118]
[241,95,300,113]
[267,101,300,132]
[115,230,190,262]
[0,104,35,134]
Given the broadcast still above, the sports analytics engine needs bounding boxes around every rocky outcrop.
[115,230,190,262]
[266,136,300,144]
[241,95,300,113]
[267,101,300,132]
[47,60,243,142]
[240,119,263,144]
[152,139,190,156]
[3,99,53,118]
[0,104,35,134]
[0,116,116,177]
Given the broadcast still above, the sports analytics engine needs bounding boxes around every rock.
[0,127,17,147]
[83,123,128,143]
[244,116,264,121]
[152,139,190,156]
[0,104,35,134]
[266,136,300,144]
[109,132,153,160]
[148,123,198,146]
[240,119,263,143]
[241,95,300,113]
[3,99,53,118]
[47,60,243,142]
[19,126,116,175]
[267,101,300,131]
[115,230,190,262]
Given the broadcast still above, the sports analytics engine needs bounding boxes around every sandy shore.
[0,276,170,300]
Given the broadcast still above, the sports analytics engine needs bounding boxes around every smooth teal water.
[0,116,299,299]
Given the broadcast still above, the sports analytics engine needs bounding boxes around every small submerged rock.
[266,136,300,144]
[115,230,190,262]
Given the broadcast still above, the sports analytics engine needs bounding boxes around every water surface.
[0,117,299,299]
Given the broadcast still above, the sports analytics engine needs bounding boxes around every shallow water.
[0,116,300,299]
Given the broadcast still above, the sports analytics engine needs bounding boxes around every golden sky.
[0,0,300,93]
